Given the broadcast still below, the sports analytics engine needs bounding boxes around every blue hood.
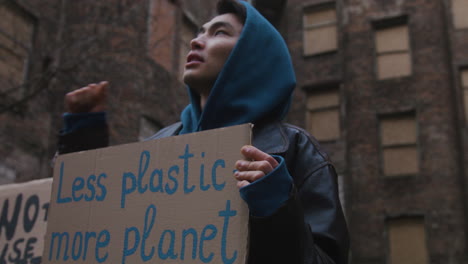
[179,1,296,134]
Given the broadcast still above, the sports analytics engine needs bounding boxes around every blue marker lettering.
[121,172,136,208]
[72,177,85,202]
[181,228,198,260]
[138,151,150,194]
[122,227,140,264]
[96,173,107,201]
[165,165,179,195]
[199,224,217,263]
[71,232,83,261]
[219,200,237,264]
[158,230,178,260]
[57,162,72,204]
[85,175,96,201]
[82,231,96,260]
[180,144,195,194]
[141,205,156,261]
[212,159,226,191]
[49,231,70,261]
[95,230,110,263]
[200,152,210,191]
[150,169,164,193]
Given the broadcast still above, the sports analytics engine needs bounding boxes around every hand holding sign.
[234,146,279,188]
[65,81,108,113]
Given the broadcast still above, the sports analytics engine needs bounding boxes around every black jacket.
[58,121,349,264]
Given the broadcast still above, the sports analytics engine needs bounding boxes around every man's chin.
[182,72,195,87]
[183,70,205,85]
[183,77,213,96]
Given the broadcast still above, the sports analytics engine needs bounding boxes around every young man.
[58,0,349,263]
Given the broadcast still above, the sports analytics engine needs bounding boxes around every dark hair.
[216,0,247,25]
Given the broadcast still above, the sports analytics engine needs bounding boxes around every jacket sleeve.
[239,156,292,217]
[57,113,109,154]
[298,164,349,264]
[247,169,348,264]
[58,125,109,154]
[248,128,349,264]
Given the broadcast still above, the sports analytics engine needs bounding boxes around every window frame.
[378,111,420,178]
[302,2,338,57]
[304,83,342,143]
[0,1,37,93]
[385,216,430,264]
[372,15,413,81]
[451,0,468,30]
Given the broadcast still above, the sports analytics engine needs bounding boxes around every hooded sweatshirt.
[179,1,296,134]
[179,1,296,217]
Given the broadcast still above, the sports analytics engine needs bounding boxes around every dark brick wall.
[445,0,468,259]
[55,0,187,145]
[284,0,468,263]
[0,0,188,183]
[0,0,62,183]
[284,0,346,171]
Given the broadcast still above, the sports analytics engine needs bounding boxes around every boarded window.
[380,115,419,176]
[375,25,412,79]
[306,89,340,141]
[461,69,468,122]
[0,3,34,95]
[303,6,337,55]
[452,0,468,29]
[179,17,196,81]
[388,218,429,264]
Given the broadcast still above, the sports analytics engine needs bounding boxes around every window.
[306,88,340,141]
[387,217,429,264]
[461,68,468,122]
[178,17,196,81]
[452,0,468,29]
[0,3,35,95]
[303,5,337,56]
[375,22,412,80]
[380,114,419,177]
[139,116,162,141]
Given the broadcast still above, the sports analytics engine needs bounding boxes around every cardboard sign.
[0,178,52,264]
[43,124,251,264]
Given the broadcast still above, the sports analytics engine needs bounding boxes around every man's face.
[183,13,243,96]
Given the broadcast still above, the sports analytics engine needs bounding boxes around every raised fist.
[65,81,108,113]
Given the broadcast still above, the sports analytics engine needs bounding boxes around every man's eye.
[214,30,228,36]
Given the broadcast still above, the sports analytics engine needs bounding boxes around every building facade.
[0,0,467,263]
[285,0,468,263]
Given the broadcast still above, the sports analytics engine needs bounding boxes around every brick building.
[285,0,468,263]
[0,0,467,263]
